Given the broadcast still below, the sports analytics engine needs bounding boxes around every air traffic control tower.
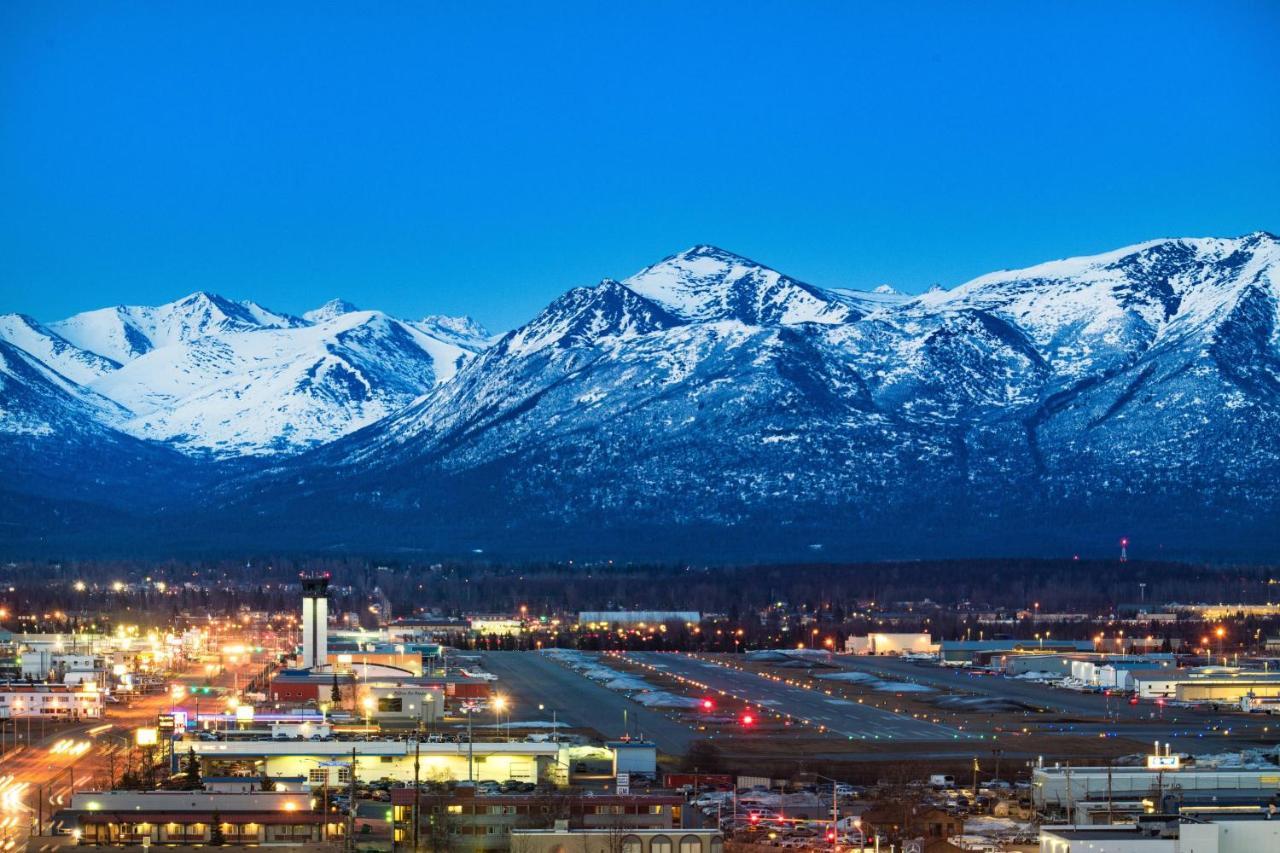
[300,573,330,670]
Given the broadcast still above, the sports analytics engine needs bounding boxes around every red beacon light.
[701,699,714,711]
[741,712,755,727]
[748,812,762,826]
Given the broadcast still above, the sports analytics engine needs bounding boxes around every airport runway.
[626,652,968,742]
[823,655,1273,752]
[479,652,695,753]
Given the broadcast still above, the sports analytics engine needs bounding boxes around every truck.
[929,774,956,789]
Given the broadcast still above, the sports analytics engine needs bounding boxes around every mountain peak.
[625,246,854,326]
[304,298,361,323]
[873,284,902,295]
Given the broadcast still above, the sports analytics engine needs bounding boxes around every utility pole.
[413,738,421,853]
[346,747,357,853]
[466,706,474,782]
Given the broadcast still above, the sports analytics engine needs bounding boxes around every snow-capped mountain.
[222,232,1280,559]
[3,232,1278,559]
[0,313,121,385]
[5,292,490,457]
[50,291,306,364]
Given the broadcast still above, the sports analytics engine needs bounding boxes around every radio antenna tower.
[1120,537,1129,563]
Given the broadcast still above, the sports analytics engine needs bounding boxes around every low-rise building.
[392,788,686,852]
[1032,762,1280,817]
[61,789,341,846]
[511,827,722,853]
[0,682,103,719]
[844,633,935,655]
[188,737,561,786]
[1040,814,1280,852]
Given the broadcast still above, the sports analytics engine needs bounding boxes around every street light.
[1216,627,1226,664]
[493,696,509,741]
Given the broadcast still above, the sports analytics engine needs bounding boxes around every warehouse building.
[1040,814,1280,853]
[843,633,935,655]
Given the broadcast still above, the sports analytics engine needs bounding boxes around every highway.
[626,652,968,742]
[480,651,696,753]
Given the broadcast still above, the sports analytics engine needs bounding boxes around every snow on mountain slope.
[0,313,121,385]
[623,245,860,325]
[227,232,1280,560]
[49,292,305,364]
[303,299,361,323]
[0,339,129,437]
[89,310,478,456]
[919,231,1280,381]
[413,315,494,349]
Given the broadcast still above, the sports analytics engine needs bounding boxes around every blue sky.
[2,2,1277,332]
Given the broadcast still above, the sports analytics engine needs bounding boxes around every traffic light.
[825,829,836,844]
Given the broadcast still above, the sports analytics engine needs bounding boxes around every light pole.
[493,696,507,741]
[1216,627,1226,665]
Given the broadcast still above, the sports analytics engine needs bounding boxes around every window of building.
[337,768,351,783]
[710,836,723,853]
[595,805,625,815]
[651,835,672,853]
[622,835,642,853]
[648,805,664,815]
[446,805,463,814]
[308,769,328,785]
[378,696,403,712]
[680,835,703,853]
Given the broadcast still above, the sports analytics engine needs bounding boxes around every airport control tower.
[300,573,330,670]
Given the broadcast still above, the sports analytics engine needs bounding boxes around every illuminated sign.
[1147,755,1181,769]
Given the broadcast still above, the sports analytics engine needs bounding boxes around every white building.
[844,633,935,655]
[1040,815,1280,852]
[0,684,103,719]
[189,737,562,786]
[577,612,701,628]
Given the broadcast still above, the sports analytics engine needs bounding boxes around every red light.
[749,813,761,825]
[701,699,714,711]
[826,831,836,843]
[741,713,755,726]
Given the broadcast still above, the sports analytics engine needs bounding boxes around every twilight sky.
[2,2,1277,332]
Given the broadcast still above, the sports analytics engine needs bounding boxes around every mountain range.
[2,232,1278,560]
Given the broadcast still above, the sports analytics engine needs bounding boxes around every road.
[7,650,267,852]
[627,652,968,742]
[479,651,696,753]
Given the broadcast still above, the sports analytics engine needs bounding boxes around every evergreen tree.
[208,813,225,846]
[182,747,203,790]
